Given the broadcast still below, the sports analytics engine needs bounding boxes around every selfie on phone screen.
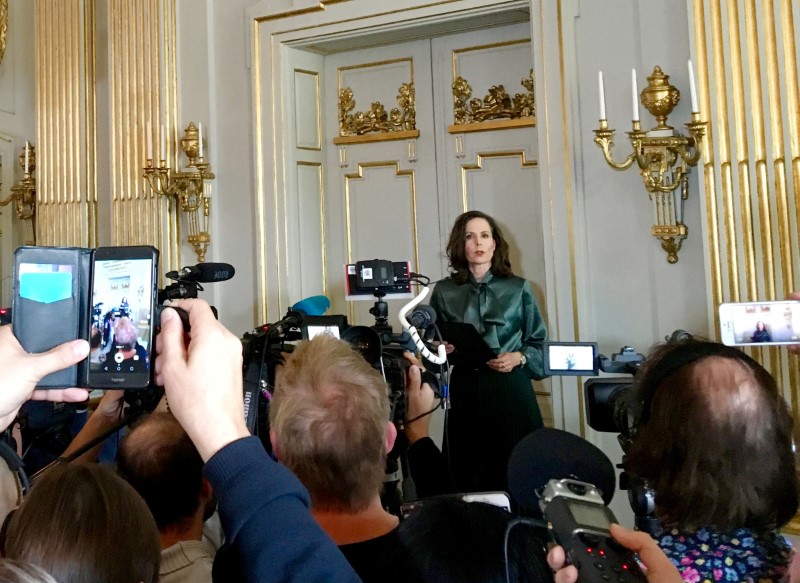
[89,247,158,388]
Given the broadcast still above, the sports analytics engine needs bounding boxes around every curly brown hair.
[445,210,513,284]
[625,339,799,532]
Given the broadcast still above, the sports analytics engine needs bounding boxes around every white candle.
[198,123,204,158]
[598,71,606,120]
[24,141,29,174]
[146,122,152,160]
[631,69,640,121]
[688,60,699,113]
[160,124,166,162]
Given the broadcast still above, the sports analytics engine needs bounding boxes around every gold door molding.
[459,150,538,212]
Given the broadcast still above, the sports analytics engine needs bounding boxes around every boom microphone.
[507,427,616,510]
[166,263,236,283]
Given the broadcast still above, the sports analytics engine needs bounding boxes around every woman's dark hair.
[625,339,799,532]
[398,498,549,583]
[4,463,160,583]
[445,210,513,284]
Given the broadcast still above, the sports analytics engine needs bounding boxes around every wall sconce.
[593,63,707,263]
[0,141,37,245]
[142,122,214,262]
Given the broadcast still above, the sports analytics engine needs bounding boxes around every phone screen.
[720,301,800,346]
[89,248,157,388]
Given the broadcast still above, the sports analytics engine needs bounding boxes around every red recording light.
[622,564,629,570]
[598,550,605,556]
[586,548,593,554]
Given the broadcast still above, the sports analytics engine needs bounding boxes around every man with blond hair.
[269,334,421,583]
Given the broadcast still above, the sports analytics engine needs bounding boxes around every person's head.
[756,320,766,331]
[114,317,138,350]
[0,559,58,583]
[446,210,512,283]
[117,412,209,535]
[90,325,102,350]
[3,462,160,583]
[398,498,549,583]
[269,334,394,512]
[625,339,799,532]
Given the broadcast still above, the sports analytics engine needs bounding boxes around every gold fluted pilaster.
[694,0,800,496]
[108,0,179,270]
[35,0,96,247]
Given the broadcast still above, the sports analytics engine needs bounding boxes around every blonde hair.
[270,334,390,512]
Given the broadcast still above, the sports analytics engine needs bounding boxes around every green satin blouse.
[429,271,548,380]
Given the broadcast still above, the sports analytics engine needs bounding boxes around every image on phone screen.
[90,258,154,376]
[722,302,800,345]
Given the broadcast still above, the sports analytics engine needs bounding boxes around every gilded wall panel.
[693,0,800,421]
[35,0,95,246]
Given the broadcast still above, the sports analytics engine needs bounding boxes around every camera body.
[541,479,646,583]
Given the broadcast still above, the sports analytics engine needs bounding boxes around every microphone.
[507,427,616,510]
[397,287,447,365]
[291,295,331,316]
[166,263,236,283]
[267,309,304,337]
[407,305,437,331]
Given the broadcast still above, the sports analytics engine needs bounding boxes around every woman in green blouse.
[430,210,548,493]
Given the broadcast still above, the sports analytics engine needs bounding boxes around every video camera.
[542,341,645,442]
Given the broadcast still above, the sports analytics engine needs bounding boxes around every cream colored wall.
[0,0,36,307]
[175,0,258,335]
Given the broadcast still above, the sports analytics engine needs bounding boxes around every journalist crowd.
[0,289,798,582]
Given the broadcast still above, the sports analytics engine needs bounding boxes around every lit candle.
[631,69,639,122]
[146,121,152,160]
[24,141,29,174]
[687,60,699,113]
[598,71,606,120]
[198,123,204,158]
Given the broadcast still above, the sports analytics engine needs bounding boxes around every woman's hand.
[487,351,522,373]
[431,340,455,354]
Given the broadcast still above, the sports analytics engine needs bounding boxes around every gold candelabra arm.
[593,120,637,170]
[680,115,707,167]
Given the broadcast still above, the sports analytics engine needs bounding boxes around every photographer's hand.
[0,326,90,432]
[155,299,249,462]
[403,353,435,444]
[547,524,682,583]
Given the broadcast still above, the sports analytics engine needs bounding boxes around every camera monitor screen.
[543,341,598,376]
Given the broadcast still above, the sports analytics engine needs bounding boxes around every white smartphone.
[718,300,800,346]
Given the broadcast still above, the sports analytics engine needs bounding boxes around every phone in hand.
[87,246,158,389]
[718,300,800,347]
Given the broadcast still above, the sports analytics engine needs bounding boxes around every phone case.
[12,246,93,388]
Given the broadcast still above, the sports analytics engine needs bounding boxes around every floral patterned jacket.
[657,527,792,583]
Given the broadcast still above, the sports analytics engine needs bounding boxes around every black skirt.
[444,365,543,494]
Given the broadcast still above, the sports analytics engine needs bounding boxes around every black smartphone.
[87,246,159,389]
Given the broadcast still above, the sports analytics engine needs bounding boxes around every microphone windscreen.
[408,305,437,329]
[194,263,236,282]
[291,295,331,316]
[507,427,616,509]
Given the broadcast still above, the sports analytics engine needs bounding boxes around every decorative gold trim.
[333,129,419,145]
[297,161,327,298]
[294,68,323,151]
[0,0,7,65]
[337,82,416,138]
[459,150,538,213]
[452,70,535,126]
[447,118,535,134]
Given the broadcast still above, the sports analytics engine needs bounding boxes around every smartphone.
[88,246,159,388]
[718,300,800,346]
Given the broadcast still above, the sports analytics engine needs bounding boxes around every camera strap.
[242,361,262,435]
